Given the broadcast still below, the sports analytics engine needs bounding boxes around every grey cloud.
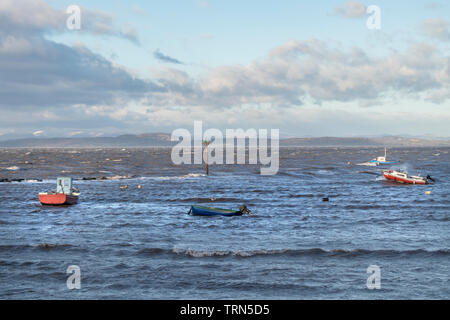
[0,38,159,109]
[0,0,64,35]
[424,2,445,10]
[0,3,163,110]
[334,1,367,18]
[153,49,184,64]
[421,18,450,41]
[0,0,140,44]
[82,9,140,44]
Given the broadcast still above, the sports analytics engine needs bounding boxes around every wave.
[157,173,207,180]
[106,175,132,180]
[136,247,450,258]
[342,204,386,210]
[288,194,315,198]
[34,243,72,250]
[304,166,337,171]
[359,170,380,175]
[137,247,167,255]
[0,178,52,184]
[0,244,72,251]
[166,197,243,203]
[277,171,302,178]
[79,175,132,181]
[74,173,209,182]
[2,166,20,171]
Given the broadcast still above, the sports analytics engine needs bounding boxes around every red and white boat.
[383,170,432,185]
[39,177,80,205]
[39,192,79,205]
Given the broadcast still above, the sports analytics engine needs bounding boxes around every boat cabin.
[389,170,407,178]
[374,156,386,162]
[57,177,74,194]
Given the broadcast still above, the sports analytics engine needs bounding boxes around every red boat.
[383,170,432,185]
[39,177,80,205]
[39,192,79,205]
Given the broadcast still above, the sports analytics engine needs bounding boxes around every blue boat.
[188,205,252,217]
[357,148,399,166]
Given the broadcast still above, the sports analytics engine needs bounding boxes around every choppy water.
[0,147,449,299]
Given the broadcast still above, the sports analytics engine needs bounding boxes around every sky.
[0,0,449,139]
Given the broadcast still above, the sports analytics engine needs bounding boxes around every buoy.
[138,185,142,189]
[425,191,431,195]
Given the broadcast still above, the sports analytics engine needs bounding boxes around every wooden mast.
[203,139,211,175]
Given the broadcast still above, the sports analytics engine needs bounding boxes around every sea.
[0,147,449,299]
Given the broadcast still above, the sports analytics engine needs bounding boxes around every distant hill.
[281,137,378,146]
[281,136,450,147]
[0,134,449,148]
[0,133,174,148]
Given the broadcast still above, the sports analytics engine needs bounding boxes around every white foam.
[107,175,131,180]
[158,173,207,180]
[357,162,377,167]
[5,166,20,171]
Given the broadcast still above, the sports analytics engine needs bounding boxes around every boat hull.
[188,205,243,217]
[39,193,79,205]
[383,172,427,185]
[371,160,399,165]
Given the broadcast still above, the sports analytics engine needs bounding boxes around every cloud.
[0,37,158,109]
[82,9,140,44]
[424,2,445,10]
[0,0,63,34]
[0,0,140,44]
[33,130,44,136]
[129,5,147,16]
[334,1,367,18]
[145,40,449,108]
[68,131,83,136]
[421,18,450,41]
[0,0,159,110]
[2,3,449,117]
[195,0,210,9]
[153,49,184,64]
[200,33,215,40]
[1,1,449,138]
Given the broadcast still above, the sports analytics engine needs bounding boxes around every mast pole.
[206,144,209,175]
[203,139,211,175]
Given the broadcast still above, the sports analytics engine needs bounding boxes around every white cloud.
[68,131,83,137]
[145,40,449,108]
[33,130,44,136]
